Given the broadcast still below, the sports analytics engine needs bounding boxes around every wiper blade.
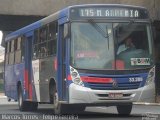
[88,19,109,38]
[88,19,110,49]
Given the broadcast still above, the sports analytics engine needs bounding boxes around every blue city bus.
[4,4,155,115]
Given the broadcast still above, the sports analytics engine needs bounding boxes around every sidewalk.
[134,102,160,106]
[0,92,6,98]
[0,92,16,104]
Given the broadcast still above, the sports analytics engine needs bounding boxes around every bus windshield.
[71,22,153,70]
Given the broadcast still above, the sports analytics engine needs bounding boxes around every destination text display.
[70,6,149,19]
[80,8,139,18]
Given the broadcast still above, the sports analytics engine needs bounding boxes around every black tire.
[117,104,132,115]
[69,105,86,113]
[77,105,86,112]
[53,102,65,114]
[52,87,86,114]
[18,85,28,111]
[30,102,38,111]
[53,87,64,114]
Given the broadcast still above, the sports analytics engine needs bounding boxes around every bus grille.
[87,82,140,90]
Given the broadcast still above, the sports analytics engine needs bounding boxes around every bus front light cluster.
[70,66,84,86]
[145,67,155,86]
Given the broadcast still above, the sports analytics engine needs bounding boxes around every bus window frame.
[32,21,58,60]
[69,20,154,70]
[14,37,23,64]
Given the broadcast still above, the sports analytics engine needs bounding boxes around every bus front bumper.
[69,83,155,104]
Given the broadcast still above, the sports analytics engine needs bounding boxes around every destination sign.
[70,6,149,19]
[79,8,139,18]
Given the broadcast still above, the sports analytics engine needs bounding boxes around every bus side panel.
[31,60,40,102]
[39,56,56,102]
[32,56,56,102]
[4,63,24,100]
[4,65,15,99]
[14,63,25,99]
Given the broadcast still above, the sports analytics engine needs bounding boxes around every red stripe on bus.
[54,57,57,71]
[67,75,113,83]
[24,70,29,90]
[67,75,72,80]
[24,70,32,100]
[81,76,113,83]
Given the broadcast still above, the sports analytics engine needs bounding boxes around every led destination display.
[70,6,149,19]
[79,8,139,18]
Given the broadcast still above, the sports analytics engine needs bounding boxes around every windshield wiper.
[88,19,110,49]
[88,19,109,38]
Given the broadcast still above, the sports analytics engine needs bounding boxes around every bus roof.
[69,4,147,9]
[5,7,69,41]
[5,4,148,42]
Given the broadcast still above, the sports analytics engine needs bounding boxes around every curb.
[0,96,7,98]
[134,102,160,106]
[0,93,7,98]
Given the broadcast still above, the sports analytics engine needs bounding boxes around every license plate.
[108,93,123,99]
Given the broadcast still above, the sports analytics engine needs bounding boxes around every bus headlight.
[145,67,155,86]
[70,66,84,86]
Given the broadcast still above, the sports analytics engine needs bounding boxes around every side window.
[11,40,14,52]
[40,26,47,42]
[7,41,11,65]
[21,37,25,62]
[33,21,58,59]
[7,42,10,53]
[9,40,15,64]
[33,30,39,59]
[17,37,21,50]
[9,41,11,53]
[5,42,9,65]
[15,37,22,64]
[39,26,48,57]
[48,22,58,55]
[5,37,24,65]
[14,39,18,51]
[33,26,48,59]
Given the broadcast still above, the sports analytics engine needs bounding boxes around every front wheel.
[30,102,38,111]
[53,88,66,114]
[117,104,132,115]
[69,105,86,113]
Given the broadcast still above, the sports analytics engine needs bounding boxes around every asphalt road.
[0,98,159,120]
